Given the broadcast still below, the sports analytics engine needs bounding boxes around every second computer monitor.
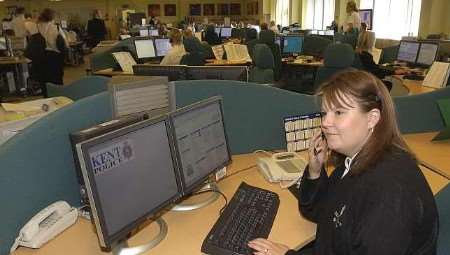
[220,27,232,38]
[134,38,156,60]
[416,42,439,66]
[283,35,304,54]
[397,41,420,63]
[155,38,172,57]
[169,97,231,194]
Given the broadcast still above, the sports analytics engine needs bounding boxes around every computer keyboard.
[201,182,280,255]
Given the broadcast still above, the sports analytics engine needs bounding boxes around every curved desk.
[13,153,317,255]
[390,75,436,96]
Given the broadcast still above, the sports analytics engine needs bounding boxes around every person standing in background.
[87,9,107,48]
[11,7,27,37]
[24,13,38,36]
[345,1,361,33]
[269,21,279,33]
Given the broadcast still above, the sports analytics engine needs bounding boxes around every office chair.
[436,184,450,255]
[249,44,275,84]
[314,43,355,90]
[378,45,399,64]
[258,30,282,81]
[304,35,333,57]
[246,28,258,59]
[180,37,206,66]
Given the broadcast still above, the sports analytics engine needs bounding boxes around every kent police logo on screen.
[90,140,134,175]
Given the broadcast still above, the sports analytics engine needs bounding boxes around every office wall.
[419,0,450,38]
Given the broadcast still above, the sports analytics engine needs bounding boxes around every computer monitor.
[108,75,174,118]
[220,27,232,38]
[134,38,156,60]
[133,64,188,81]
[416,42,439,66]
[283,35,304,54]
[187,66,248,81]
[168,96,231,195]
[0,37,7,50]
[397,41,420,63]
[75,116,181,251]
[149,29,159,36]
[155,38,172,57]
[139,28,149,37]
[215,27,221,36]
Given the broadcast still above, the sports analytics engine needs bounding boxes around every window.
[305,0,335,30]
[360,0,422,40]
[276,0,290,27]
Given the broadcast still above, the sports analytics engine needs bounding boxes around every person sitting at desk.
[160,29,185,65]
[205,25,221,46]
[356,23,370,53]
[248,70,438,255]
[180,37,206,66]
[11,7,27,38]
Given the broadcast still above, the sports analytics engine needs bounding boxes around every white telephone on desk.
[11,201,78,251]
[257,152,307,184]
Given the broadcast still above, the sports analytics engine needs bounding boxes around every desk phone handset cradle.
[257,152,307,184]
[13,200,78,250]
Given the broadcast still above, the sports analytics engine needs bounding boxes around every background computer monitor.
[139,28,149,37]
[155,38,172,57]
[397,41,420,63]
[215,27,221,36]
[220,27,232,38]
[416,42,439,66]
[0,37,7,50]
[283,35,304,54]
[76,116,181,251]
[134,38,156,59]
[169,97,231,194]
[149,29,159,36]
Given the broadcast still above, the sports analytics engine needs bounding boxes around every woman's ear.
[367,108,381,129]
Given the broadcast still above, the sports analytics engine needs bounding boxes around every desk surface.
[284,59,323,67]
[0,56,30,65]
[13,153,317,255]
[93,68,133,77]
[404,132,450,183]
[394,75,436,95]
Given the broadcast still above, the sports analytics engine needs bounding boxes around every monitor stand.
[171,181,220,211]
[111,218,168,255]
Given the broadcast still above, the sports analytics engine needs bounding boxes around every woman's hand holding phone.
[307,130,327,179]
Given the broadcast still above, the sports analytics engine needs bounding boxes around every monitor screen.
[135,39,156,59]
[149,29,159,36]
[221,27,232,38]
[77,116,181,250]
[155,38,172,57]
[215,27,221,36]
[139,28,149,37]
[169,97,231,194]
[0,37,6,50]
[283,36,304,54]
[397,41,420,63]
[416,43,439,66]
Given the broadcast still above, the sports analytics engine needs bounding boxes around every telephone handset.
[12,201,78,251]
[257,152,307,184]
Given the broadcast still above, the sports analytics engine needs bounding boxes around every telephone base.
[171,182,220,212]
[112,218,168,255]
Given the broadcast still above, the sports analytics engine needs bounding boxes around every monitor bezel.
[168,96,232,195]
[282,34,304,54]
[77,115,182,250]
[416,42,440,66]
[396,40,420,64]
[133,37,157,60]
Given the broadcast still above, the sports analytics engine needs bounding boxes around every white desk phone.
[257,152,307,185]
[11,201,78,251]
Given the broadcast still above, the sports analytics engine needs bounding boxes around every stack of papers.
[422,62,450,89]
[223,44,252,62]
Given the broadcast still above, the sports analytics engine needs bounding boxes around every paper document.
[112,52,137,74]
[212,45,225,60]
[422,62,450,89]
[371,48,382,65]
[223,44,252,62]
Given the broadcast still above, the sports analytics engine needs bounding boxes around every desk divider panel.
[0,92,112,255]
